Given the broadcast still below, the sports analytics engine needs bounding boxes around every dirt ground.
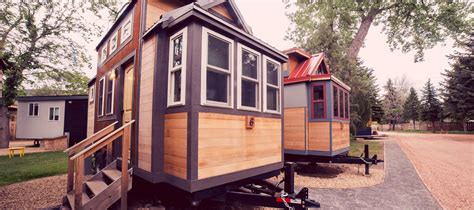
[0,140,50,156]
[0,174,66,208]
[391,132,474,210]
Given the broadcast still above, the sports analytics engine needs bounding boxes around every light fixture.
[109,69,117,80]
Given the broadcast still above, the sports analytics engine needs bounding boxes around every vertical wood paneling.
[164,113,187,179]
[145,0,187,30]
[87,98,95,137]
[283,107,306,150]
[332,121,350,151]
[210,4,234,21]
[137,35,156,172]
[308,122,330,151]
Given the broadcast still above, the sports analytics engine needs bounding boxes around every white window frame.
[121,16,133,44]
[48,107,60,121]
[262,55,282,114]
[100,46,107,64]
[200,27,234,109]
[98,76,105,116]
[167,27,188,107]
[28,102,39,117]
[89,86,95,104]
[110,31,118,54]
[237,43,261,112]
[106,73,115,115]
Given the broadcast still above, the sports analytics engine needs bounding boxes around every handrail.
[70,120,135,160]
[64,121,118,155]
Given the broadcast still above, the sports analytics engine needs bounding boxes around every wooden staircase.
[63,120,135,210]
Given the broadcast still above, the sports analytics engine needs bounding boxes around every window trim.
[332,83,350,120]
[262,55,282,114]
[333,85,339,118]
[120,16,133,44]
[237,43,261,112]
[28,102,39,117]
[48,107,60,121]
[200,27,234,109]
[105,73,115,115]
[98,76,105,117]
[100,46,107,64]
[110,31,118,54]
[167,27,188,107]
[311,83,326,119]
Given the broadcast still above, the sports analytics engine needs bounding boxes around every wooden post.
[121,125,131,209]
[74,156,84,210]
[364,144,369,175]
[67,157,74,192]
[106,142,113,164]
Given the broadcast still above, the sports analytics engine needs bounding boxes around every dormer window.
[100,46,107,63]
[110,31,118,53]
[121,17,132,44]
[316,62,328,75]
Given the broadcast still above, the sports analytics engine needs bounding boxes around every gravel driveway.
[308,137,441,209]
[394,132,474,209]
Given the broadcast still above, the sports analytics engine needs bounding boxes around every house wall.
[283,83,307,108]
[145,0,188,30]
[16,101,65,139]
[283,107,306,151]
[87,87,95,137]
[332,121,350,151]
[164,112,187,179]
[307,121,330,152]
[64,99,88,146]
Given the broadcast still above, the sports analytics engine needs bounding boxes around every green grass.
[0,151,68,187]
[349,139,384,159]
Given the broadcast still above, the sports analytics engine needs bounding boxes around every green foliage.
[383,78,403,130]
[403,87,421,125]
[420,79,442,125]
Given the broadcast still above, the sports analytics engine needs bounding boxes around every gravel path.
[393,132,474,209]
[308,138,440,209]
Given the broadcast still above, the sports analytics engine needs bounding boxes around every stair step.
[102,168,121,181]
[85,180,108,196]
[67,191,90,208]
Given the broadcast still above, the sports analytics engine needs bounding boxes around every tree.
[382,79,403,130]
[442,33,474,132]
[403,87,421,130]
[421,79,442,132]
[286,0,472,76]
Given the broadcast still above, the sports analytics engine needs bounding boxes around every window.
[263,56,281,113]
[49,107,60,121]
[110,31,118,53]
[98,77,105,116]
[100,46,107,63]
[167,27,187,107]
[106,73,115,115]
[312,84,325,119]
[333,86,339,117]
[237,44,260,111]
[28,103,39,116]
[89,86,95,103]
[201,27,234,108]
[344,92,349,119]
[121,17,132,44]
[339,89,343,119]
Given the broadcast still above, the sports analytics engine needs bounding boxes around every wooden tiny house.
[282,48,351,161]
[65,1,286,209]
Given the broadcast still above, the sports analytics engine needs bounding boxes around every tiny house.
[282,48,351,161]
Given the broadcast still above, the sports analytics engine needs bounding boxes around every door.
[123,66,134,123]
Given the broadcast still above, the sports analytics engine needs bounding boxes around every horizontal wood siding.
[164,113,187,179]
[198,113,282,179]
[308,122,330,151]
[332,121,350,151]
[87,99,95,137]
[283,108,305,151]
[137,35,156,172]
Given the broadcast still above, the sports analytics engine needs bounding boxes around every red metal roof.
[284,52,331,84]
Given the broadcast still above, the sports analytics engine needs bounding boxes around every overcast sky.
[88,0,455,91]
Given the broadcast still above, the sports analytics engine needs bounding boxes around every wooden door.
[123,66,134,123]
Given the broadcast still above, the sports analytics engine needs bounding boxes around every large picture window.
[28,103,39,116]
[312,84,325,119]
[49,107,60,121]
[263,56,281,113]
[237,44,260,111]
[167,27,187,107]
[106,73,115,115]
[98,77,105,116]
[201,27,234,108]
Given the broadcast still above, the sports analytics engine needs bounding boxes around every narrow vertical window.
[28,103,39,116]
[110,31,118,53]
[263,56,281,113]
[89,86,95,104]
[312,84,325,119]
[339,89,343,119]
[201,27,234,108]
[237,44,260,111]
[333,86,339,118]
[344,92,349,119]
[167,27,187,107]
[49,107,60,121]
[106,73,115,115]
[121,17,132,43]
[98,77,105,116]
[100,46,107,63]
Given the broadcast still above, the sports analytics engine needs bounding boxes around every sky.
[87,0,456,92]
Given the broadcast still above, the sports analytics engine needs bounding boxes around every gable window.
[121,17,132,44]
[28,103,39,116]
[263,56,281,113]
[344,92,349,119]
[98,77,105,116]
[106,73,115,115]
[167,27,187,107]
[333,86,339,117]
[49,107,60,121]
[237,44,260,111]
[201,27,234,108]
[110,31,118,54]
[100,46,107,63]
[312,84,325,119]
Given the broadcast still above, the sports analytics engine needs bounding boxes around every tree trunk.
[431,121,435,133]
[346,10,379,66]
[0,106,11,148]
[413,120,416,130]
[463,121,467,133]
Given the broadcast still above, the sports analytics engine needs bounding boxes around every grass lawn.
[0,151,68,187]
[349,139,384,159]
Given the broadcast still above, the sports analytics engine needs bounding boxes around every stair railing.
[68,120,134,210]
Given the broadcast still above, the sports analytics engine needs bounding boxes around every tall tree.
[442,33,474,132]
[403,87,421,130]
[286,0,472,76]
[421,79,442,132]
[382,78,403,130]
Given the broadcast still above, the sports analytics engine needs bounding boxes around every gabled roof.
[285,52,330,83]
[198,0,252,34]
[17,95,88,102]
[96,0,136,50]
